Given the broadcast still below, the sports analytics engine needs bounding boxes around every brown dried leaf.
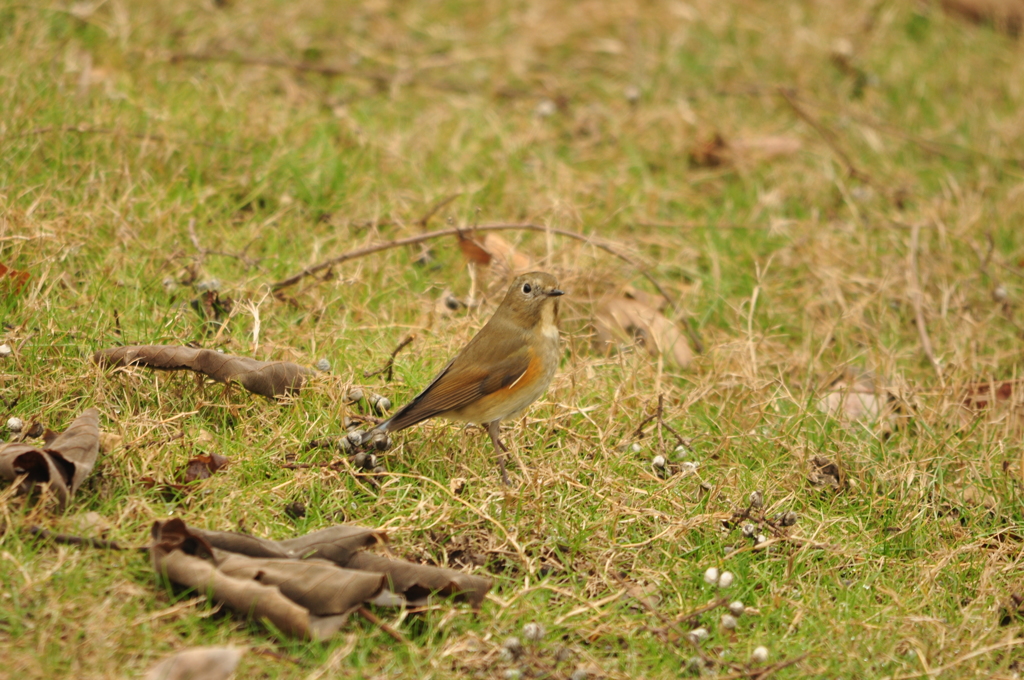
[144,647,244,680]
[817,370,890,423]
[0,261,30,294]
[94,345,311,398]
[0,408,100,508]
[593,297,693,368]
[941,0,1024,36]
[150,519,383,640]
[456,231,492,265]
[182,453,230,483]
[346,551,492,609]
[479,233,532,273]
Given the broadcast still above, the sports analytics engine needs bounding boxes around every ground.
[2,0,1024,678]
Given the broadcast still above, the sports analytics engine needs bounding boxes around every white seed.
[993,285,1009,302]
[674,444,687,455]
[681,461,699,473]
[729,601,745,617]
[631,442,642,453]
[503,670,522,680]
[748,490,764,508]
[6,417,23,433]
[0,344,11,357]
[751,646,769,663]
[720,613,738,630]
[346,388,364,403]
[522,622,546,642]
[756,534,767,545]
[347,429,365,446]
[624,85,641,103]
[534,99,557,117]
[687,627,709,644]
[314,358,331,372]
[741,523,756,537]
[502,636,523,657]
[703,567,720,585]
[718,571,734,588]
[376,396,391,412]
[652,455,667,469]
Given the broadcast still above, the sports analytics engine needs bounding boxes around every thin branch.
[27,525,139,551]
[778,89,873,185]
[364,334,415,381]
[270,222,703,353]
[908,223,943,382]
[355,606,408,644]
[416,194,461,229]
[170,52,390,87]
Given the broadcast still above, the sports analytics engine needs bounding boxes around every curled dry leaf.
[94,345,311,398]
[182,453,230,483]
[594,296,693,368]
[144,646,244,680]
[150,519,494,640]
[689,133,802,168]
[0,408,100,508]
[456,231,532,283]
[151,519,385,640]
[958,378,1024,433]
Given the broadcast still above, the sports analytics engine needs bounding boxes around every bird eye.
[522,283,532,294]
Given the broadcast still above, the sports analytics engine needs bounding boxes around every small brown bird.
[368,272,564,484]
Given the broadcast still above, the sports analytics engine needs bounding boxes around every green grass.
[3,0,1024,678]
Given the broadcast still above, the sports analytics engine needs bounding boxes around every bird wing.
[382,337,532,432]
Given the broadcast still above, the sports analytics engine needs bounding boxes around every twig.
[778,89,873,185]
[1,124,239,151]
[364,334,415,381]
[715,654,809,680]
[170,52,390,87]
[356,606,408,644]
[270,222,703,353]
[27,525,139,551]
[416,194,461,229]
[907,223,943,382]
[634,394,692,451]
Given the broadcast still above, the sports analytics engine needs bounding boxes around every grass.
[2,0,1024,677]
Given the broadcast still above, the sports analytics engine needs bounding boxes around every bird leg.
[486,420,511,486]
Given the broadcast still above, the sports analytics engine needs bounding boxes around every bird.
[366,271,564,484]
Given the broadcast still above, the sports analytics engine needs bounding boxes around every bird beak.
[547,288,565,297]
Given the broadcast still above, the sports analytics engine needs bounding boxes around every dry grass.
[2,0,1024,677]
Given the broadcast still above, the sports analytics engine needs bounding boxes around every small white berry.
[729,601,745,617]
[624,84,641,103]
[756,534,767,545]
[0,344,11,357]
[631,442,642,453]
[522,622,545,642]
[502,636,523,657]
[741,523,756,537]
[6,417,23,433]
[347,388,364,403]
[703,567,720,585]
[993,285,1009,303]
[674,444,687,455]
[503,670,522,680]
[652,455,667,469]
[347,430,365,446]
[534,99,557,117]
[748,490,764,508]
[687,627,709,644]
[314,358,331,372]
[751,646,769,663]
[681,461,699,473]
[720,613,738,630]
[718,571,734,588]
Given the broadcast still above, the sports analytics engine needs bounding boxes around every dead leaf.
[149,519,494,640]
[456,231,492,265]
[594,297,693,368]
[94,345,311,398]
[957,378,1024,434]
[689,132,801,168]
[0,408,100,508]
[817,369,890,423]
[0,261,30,294]
[144,646,244,680]
[941,0,1024,36]
[193,524,491,609]
[182,453,230,483]
[807,455,843,491]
